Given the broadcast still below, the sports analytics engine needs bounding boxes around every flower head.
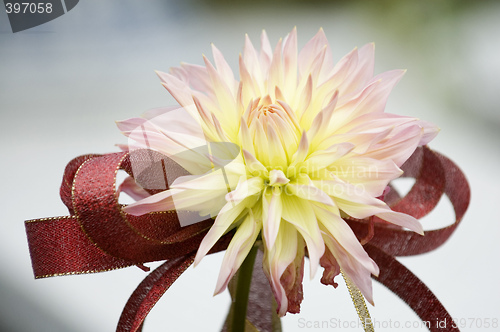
[119,28,438,316]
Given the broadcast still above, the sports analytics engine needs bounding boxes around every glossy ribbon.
[25,146,469,332]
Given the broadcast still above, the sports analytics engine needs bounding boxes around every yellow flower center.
[244,97,301,173]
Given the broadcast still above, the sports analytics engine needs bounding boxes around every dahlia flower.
[118,28,438,316]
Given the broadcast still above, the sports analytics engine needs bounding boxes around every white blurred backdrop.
[1,1,499,331]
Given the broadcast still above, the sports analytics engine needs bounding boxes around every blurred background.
[1,0,499,331]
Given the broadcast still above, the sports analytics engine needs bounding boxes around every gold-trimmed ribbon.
[342,270,375,332]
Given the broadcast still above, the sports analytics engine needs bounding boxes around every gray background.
[1,0,499,331]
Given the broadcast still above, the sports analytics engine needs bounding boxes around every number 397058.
[5,2,53,14]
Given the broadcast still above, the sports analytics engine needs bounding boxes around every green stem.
[230,245,258,332]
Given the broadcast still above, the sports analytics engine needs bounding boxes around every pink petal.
[178,63,214,94]
[333,69,406,131]
[123,189,176,216]
[337,43,375,94]
[329,157,402,197]
[325,47,358,91]
[211,44,237,94]
[267,39,284,99]
[283,27,298,97]
[340,112,416,134]
[118,176,151,201]
[259,30,273,73]
[355,69,406,114]
[239,55,259,108]
[307,45,328,85]
[157,71,196,109]
[243,34,264,92]
[203,55,238,118]
[416,119,440,146]
[318,128,393,155]
[355,43,376,87]
[323,233,376,305]
[376,211,424,235]
[143,106,206,138]
[315,205,379,274]
[279,241,305,314]
[116,117,147,133]
[362,124,422,166]
[263,220,299,316]
[298,28,334,80]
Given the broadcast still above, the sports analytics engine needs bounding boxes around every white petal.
[290,131,309,165]
[324,179,423,234]
[303,142,354,175]
[314,204,378,274]
[214,212,262,294]
[322,233,377,305]
[286,183,335,206]
[262,187,283,249]
[194,200,249,266]
[242,149,268,178]
[280,194,325,278]
[265,130,286,171]
[226,176,265,204]
[268,169,289,186]
[329,157,402,197]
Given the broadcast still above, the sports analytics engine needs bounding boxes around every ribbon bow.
[25,146,469,332]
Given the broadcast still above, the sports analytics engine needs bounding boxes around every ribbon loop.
[72,152,206,263]
[26,150,223,277]
[348,146,470,257]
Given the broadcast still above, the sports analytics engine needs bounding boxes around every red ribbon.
[25,146,469,332]
[347,146,469,332]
